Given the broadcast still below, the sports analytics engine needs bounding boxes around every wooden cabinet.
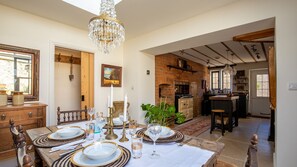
[178,98,193,121]
[0,103,46,160]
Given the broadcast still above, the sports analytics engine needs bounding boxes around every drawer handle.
[1,114,6,120]
[28,112,33,118]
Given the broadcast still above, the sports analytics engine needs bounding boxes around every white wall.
[123,0,297,166]
[0,4,124,126]
[54,62,81,110]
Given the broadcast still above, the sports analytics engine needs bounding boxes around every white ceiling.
[0,0,274,67]
[0,0,238,39]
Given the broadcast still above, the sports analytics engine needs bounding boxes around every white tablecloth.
[57,121,214,167]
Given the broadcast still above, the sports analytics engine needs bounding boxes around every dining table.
[26,121,224,167]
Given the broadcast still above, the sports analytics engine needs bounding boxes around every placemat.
[33,133,86,148]
[52,145,131,167]
[136,128,184,143]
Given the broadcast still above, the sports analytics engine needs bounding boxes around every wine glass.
[129,120,137,136]
[88,108,95,122]
[147,121,162,159]
[95,113,106,141]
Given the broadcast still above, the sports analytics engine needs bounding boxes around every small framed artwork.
[101,64,122,87]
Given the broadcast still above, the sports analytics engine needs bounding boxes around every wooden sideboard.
[0,103,47,160]
[178,97,193,121]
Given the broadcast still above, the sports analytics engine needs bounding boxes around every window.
[211,71,220,89]
[256,74,269,97]
[222,72,231,89]
[0,44,39,101]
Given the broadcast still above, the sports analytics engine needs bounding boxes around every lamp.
[223,50,237,75]
[88,0,125,54]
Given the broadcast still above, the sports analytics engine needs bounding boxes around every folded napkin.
[50,139,85,152]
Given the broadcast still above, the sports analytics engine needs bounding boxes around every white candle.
[110,84,113,108]
[123,94,128,121]
[107,96,110,117]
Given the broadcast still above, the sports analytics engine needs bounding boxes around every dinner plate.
[48,127,85,141]
[113,117,129,126]
[144,129,176,139]
[71,147,123,167]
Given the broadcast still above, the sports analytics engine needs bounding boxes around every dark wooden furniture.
[57,106,88,125]
[202,94,215,116]
[113,101,130,118]
[9,119,34,167]
[233,92,248,118]
[0,103,46,160]
[210,109,227,136]
[209,96,239,132]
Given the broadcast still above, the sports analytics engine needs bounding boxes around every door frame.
[249,68,270,116]
[49,41,96,126]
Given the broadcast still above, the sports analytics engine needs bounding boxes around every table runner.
[56,121,215,167]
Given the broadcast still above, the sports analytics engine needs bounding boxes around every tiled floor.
[197,117,274,167]
[0,117,274,167]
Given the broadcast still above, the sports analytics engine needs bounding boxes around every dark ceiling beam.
[183,51,216,66]
[233,28,275,42]
[221,42,246,64]
[208,64,236,69]
[261,42,268,61]
[191,48,224,65]
[204,45,234,64]
[243,45,257,63]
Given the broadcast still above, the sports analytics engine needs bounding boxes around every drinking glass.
[96,115,106,141]
[131,135,143,159]
[147,122,162,159]
[129,120,138,136]
[88,108,95,121]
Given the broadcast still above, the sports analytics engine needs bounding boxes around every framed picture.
[101,64,122,87]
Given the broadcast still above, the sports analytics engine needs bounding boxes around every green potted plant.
[141,102,186,126]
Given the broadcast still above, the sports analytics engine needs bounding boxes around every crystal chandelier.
[88,0,125,54]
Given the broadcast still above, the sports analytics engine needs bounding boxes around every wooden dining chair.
[9,119,34,167]
[113,101,130,117]
[216,134,258,167]
[57,105,88,125]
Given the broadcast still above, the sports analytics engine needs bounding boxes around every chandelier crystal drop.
[88,0,125,54]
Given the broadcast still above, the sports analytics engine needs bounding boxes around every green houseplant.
[141,102,186,126]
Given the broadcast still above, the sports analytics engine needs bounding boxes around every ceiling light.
[88,0,125,54]
[223,50,236,75]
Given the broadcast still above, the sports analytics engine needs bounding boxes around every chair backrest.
[9,119,34,167]
[57,105,88,125]
[113,101,130,117]
[245,134,258,167]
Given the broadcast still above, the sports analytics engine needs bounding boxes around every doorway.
[54,47,94,111]
[249,69,270,117]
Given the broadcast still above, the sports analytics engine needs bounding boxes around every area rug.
[174,116,211,137]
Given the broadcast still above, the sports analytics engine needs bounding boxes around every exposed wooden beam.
[233,28,275,42]
[221,42,246,63]
[208,64,237,69]
[183,51,216,66]
[261,42,268,61]
[204,45,234,64]
[191,48,224,65]
[243,45,257,63]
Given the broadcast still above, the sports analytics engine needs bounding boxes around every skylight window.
[63,0,122,15]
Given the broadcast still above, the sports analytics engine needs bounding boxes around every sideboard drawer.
[0,103,47,160]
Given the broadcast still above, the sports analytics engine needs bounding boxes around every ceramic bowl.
[160,126,171,136]
[56,127,79,138]
[113,117,123,125]
[83,142,118,160]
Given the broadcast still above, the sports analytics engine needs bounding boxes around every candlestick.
[107,96,110,117]
[119,121,129,142]
[105,107,118,140]
[123,94,127,122]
